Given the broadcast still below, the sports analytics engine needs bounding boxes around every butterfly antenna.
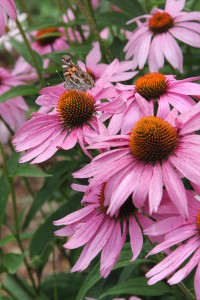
[56,70,64,82]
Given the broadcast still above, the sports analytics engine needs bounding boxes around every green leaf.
[23,161,77,230]
[99,277,171,298]
[76,243,151,300]
[42,273,85,300]
[7,152,20,175]
[105,0,144,16]
[0,175,10,227]
[10,164,52,178]
[3,274,35,299]
[3,253,23,274]
[96,12,135,29]
[26,20,86,32]
[0,235,16,248]
[10,39,43,71]
[0,85,38,104]
[30,197,81,270]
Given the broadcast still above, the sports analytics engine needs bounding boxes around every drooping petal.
[169,27,200,48]
[162,161,188,219]
[129,215,143,261]
[149,162,163,214]
[165,0,185,16]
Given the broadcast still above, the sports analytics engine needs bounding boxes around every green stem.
[52,246,58,300]
[0,143,38,294]
[17,0,33,25]
[15,18,46,87]
[75,0,113,63]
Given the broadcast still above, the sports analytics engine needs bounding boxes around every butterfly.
[62,55,95,92]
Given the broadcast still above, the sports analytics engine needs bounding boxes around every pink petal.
[0,0,17,19]
[170,154,200,186]
[60,128,77,150]
[137,31,152,69]
[135,93,152,116]
[86,42,101,69]
[169,27,200,47]
[100,219,127,278]
[167,92,195,113]
[161,33,180,70]
[129,215,143,261]
[149,163,163,214]
[177,21,200,33]
[162,161,188,219]
[148,35,164,72]
[165,0,185,16]
[144,216,185,236]
[169,248,200,284]
[0,9,5,36]
[71,219,114,272]
[157,95,170,119]
[53,204,97,225]
[108,163,144,216]
[133,164,152,208]
[168,82,200,95]
[64,213,105,249]
[175,12,200,22]
[146,237,199,284]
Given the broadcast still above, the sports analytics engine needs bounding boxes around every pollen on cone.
[57,90,96,128]
[129,116,177,162]
[149,12,174,34]
[136,73,168,100]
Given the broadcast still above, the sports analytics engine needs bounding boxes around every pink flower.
[0,0,17,36]
[0,67,29,144]
[78,42,138,83]
[105,72,200,135]
[73,103,200,219]
[144,190,200,300]
[31,27,68,56]
[12,60,118,164]
[54,182,152,278]
[12,56,38,82]
[124,0,200,72]
[63,9,89,43]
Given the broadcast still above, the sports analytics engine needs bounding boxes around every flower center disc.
[36,28,60,46]
[57,90,96,128]
[99,183,135,217]
[149,12,174,34]
[197,210,200,230]
[129,116,177,163]
[136,73,168,100]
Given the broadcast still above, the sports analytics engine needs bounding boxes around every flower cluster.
[1,0,200,298]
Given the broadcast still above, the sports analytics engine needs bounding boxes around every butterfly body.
[62,55,95,92]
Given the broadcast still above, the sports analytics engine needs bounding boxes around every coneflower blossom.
[105,72,200,135]
[124,0,200,72]
[31,27,68,56]
[0,0,17,36]
[144,190,200,300]
[73,103,200,219]
[0,67,28,144]
[0,11,26,51]
[12,60,119,164]
[78,42,138,83]
[54,183,154,278]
